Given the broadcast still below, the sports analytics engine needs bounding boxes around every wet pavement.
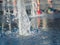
[0,14,60,45]
[0,27,60,45]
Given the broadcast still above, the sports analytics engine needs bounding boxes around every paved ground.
[0,27,60,45]
[0,14,60,45]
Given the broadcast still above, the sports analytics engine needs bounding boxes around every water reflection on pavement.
[0,28,60,45]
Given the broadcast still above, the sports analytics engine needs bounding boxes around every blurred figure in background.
[45,0,54,14]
